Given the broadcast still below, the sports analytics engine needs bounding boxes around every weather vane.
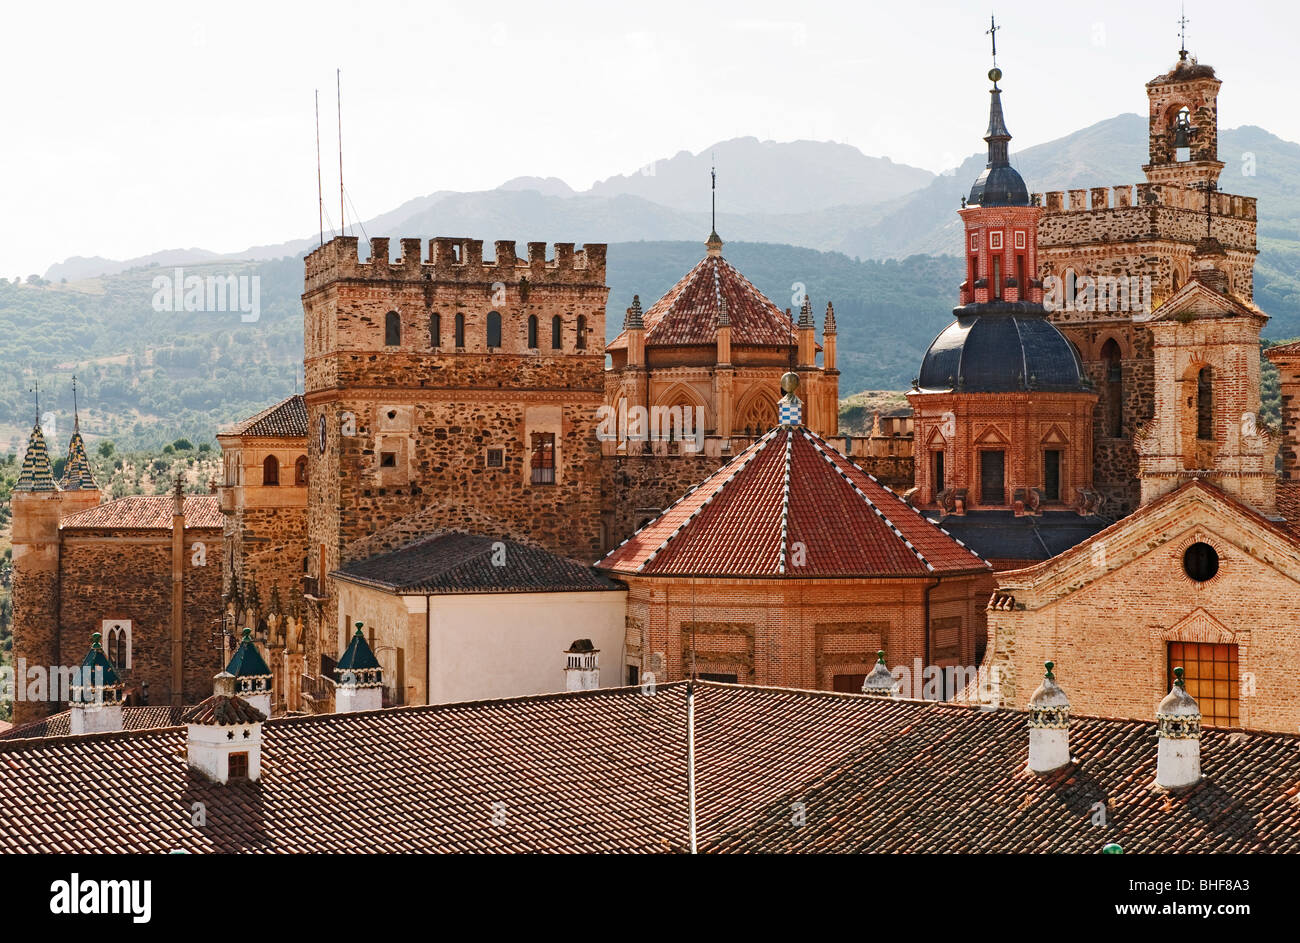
[987,14,1002,86]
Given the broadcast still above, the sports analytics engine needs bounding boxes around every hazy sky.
[2,0,1295,278]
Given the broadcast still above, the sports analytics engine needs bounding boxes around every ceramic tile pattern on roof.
[3,682,1299,853]
[598,427,988,577]
[609,255,798,350]
[59,495,222,530]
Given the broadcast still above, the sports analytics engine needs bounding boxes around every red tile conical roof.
[598,426,989,578]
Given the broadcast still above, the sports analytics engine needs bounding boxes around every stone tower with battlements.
[301,235,609,672]
[1033,51,1258,517]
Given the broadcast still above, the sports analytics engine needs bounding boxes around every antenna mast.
[316,89,324,247]
[337,68,345,235]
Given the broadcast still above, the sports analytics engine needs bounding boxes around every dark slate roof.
[225,629,272,679]
[71,634,122,700]
[336,625,382,672]
[921,510,1111,564]
[917,302,1091,394]
[333,533,624,595]
[968,85,1029,207]
[2,682,1299,853]
[225,394,308,438]
[0,706,186,740]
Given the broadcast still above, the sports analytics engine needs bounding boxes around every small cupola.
[69,632,125,735]
[861,651,899,697]
[334,622,384,713]
[777,372,803,427]
[1026,661,1070,773]
[1155,667,1202,790]
[564,639,600,692]
[182,671,266,784]
[224,627,273,718]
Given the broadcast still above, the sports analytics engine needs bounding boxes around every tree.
[97,441,115,458]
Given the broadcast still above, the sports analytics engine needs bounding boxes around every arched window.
[1100,338,1123,438]
[263,455,279,486]
[1196,365,1214,440]
[527,315,538,349]
[455,312,465,348]
[106,623,130,669]
[430,312,441,348]
[576,314,587,349]
[551,315,562,350]
[487,310,502,348]
[294,455,307,486]
[384,311,401,346]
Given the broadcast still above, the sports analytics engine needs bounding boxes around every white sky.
[2,0,1295,278]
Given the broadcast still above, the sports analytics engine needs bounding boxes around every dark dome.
[968,164,1029,207]
[917,303,1090,394]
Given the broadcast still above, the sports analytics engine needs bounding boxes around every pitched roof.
[598,426,988,578]
[59,495,221,531]
[59,430,97,491]
[0,706,186,741]
[921,510,1111,565]
[2,681,1298,853]
[225,630,272,679]
[14,424,57,492]
[336,625,382,672]
[180,694,266,727]
[224,394,308,438]
[607,252,799,350]
[1147,278,1264,322]
[333,533,624,595]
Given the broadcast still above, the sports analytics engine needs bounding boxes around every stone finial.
[716,294,730,328]
[1027,661,1071,773]
[625,294,644,330]
[778,373,803,427]
[823,301,837,335]
[861,651,899,697]
[706,230,724,257]
[14,422,57,493]
[798,295,814,329]
[1155,667,1202,790]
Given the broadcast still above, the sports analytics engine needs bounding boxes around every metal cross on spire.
[987,14,1000,67]
[1178,4,1189,60]
[72,374,80,432]
[30,378,40,427]
[711,154,717,236]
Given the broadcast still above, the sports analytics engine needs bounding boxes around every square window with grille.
[1014,230,1026,249]
[228,751,249,780]
[989,231,1003,250]
[486,448,504,468]
[1168,642,1239,727]
[970,233,979,251]
[380,452,397,468]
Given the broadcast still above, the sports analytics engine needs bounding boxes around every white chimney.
[860,650,899,697]
[183,671,266,783]
[1156,666,1201,790]
[334,622,384,713]
[1026,661,1070,774]
[565,639,600,691]
[69,632,125,735]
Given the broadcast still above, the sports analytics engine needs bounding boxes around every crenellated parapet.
[1034,184,1256,220]
[304,235,608,294]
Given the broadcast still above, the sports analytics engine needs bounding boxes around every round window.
[1182,542,1219,582]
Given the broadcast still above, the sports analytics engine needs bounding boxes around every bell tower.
[1142,26,1224,189]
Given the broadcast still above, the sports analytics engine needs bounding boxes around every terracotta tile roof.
[0,706,186,740]
[598,427,989,578]
[2,682,1298,853]
[608,253,799,350]
[224,394,308,438]
[334,533,624,594]
[59,494,221,531]
[180,694,266,726]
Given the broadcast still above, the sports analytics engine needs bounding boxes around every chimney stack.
[334,622,384,713]
[1156,667,1202,790]
[225,627,274,718]
[182,671,266,783]
[860,651,899,697]
[564,639,600,692]
[69,632,125,735]
[1026,662,1070,774]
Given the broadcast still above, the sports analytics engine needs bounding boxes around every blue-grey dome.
[969,163,1029,207]
[917,302,1090,394]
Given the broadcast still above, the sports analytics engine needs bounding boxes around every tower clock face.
[318,414,327,454]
